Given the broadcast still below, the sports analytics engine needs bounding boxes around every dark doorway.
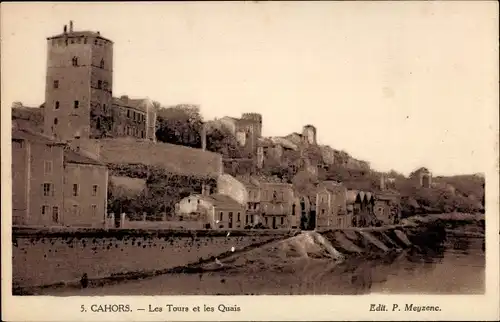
[114,214,121,228]
[272,216,277,229]
[308,210,316,230]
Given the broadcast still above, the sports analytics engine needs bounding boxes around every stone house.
[217,174,295,229]
[12,127,108,228]
[176,193,245,230]
[111,96,156,141]
[12,128,66,226]
[258,177,294,229]
[373,193,401,225]
[315,181,351,229]
[347,190,376,227]
[63,150,108,227]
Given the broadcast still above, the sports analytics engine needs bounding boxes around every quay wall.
[12,227,293,292]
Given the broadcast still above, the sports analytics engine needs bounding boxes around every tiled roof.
[64,149,105,166]
[199,194,243,209]
[11,128,65,146]
[112,96,149,113]
[48,31,112,42]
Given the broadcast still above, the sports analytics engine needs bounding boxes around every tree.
[155,104,203,148]
[206,125,243,158]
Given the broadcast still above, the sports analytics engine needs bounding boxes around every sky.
[1,2,498,176]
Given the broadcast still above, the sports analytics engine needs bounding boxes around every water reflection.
[39,234,485,296]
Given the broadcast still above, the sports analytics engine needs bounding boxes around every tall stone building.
[43,21,156,143]
[44,21,114,141]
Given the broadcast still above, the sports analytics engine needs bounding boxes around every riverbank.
[38,218,485,296]
[13,213,485,295]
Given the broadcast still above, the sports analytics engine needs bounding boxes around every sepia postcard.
[1,1,499,321]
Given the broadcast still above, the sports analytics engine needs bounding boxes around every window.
[73,204,79,216]
[265,217,269,225]
[53,80,59,89]
[41,205,49,216]
[100,59,105,69]
[97,80,102,89]
[322,209,325,214]
[245,215,249,224]
[94,39,98,45]
[44,161,53,174]
[91,205,97,217]
[55,101,60,109]
[72,56,78,66]
[219,212,223,221]
[237,212,241,222]
[127,110,130,118]
[84,38,87,44]
[103,104,107,112]
[72,184,79,196]
[228,212,233,228]
[52,207,59,223]
[280,217,284,225]
[54,118,58,125]
[74,100,79,109]
[42,183,53,196]
[92,185,98,196]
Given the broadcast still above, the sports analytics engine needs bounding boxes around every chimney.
[63,25,67,33]
[69,20,74,32]
[380,174,386,191]
[201,123,207,150]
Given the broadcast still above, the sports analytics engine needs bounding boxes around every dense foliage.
[154,104,243,158]
[107,164,217,219]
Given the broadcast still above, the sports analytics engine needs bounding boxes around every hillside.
[433,174,485,202]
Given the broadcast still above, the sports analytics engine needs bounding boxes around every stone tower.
[240,113,263,158]
[302,125,317,145]
[44,21,114,142]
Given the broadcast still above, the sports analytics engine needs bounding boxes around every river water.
[41,232,485,296]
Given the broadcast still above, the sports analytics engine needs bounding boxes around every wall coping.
[12,226,296,239]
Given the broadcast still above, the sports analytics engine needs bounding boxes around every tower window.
[100,59,105,69]
[54,118,58,125]
[74,100,79,109]
[53,80,59,89]
[72,56,78,66]
[72,184,79,197]
[55,101,60,109]
[94,39,98,45]
[97,80,102,89]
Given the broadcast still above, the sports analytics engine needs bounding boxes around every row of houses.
[11,122,400,230]
[175,174,401,231]
[12,125,109,228]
